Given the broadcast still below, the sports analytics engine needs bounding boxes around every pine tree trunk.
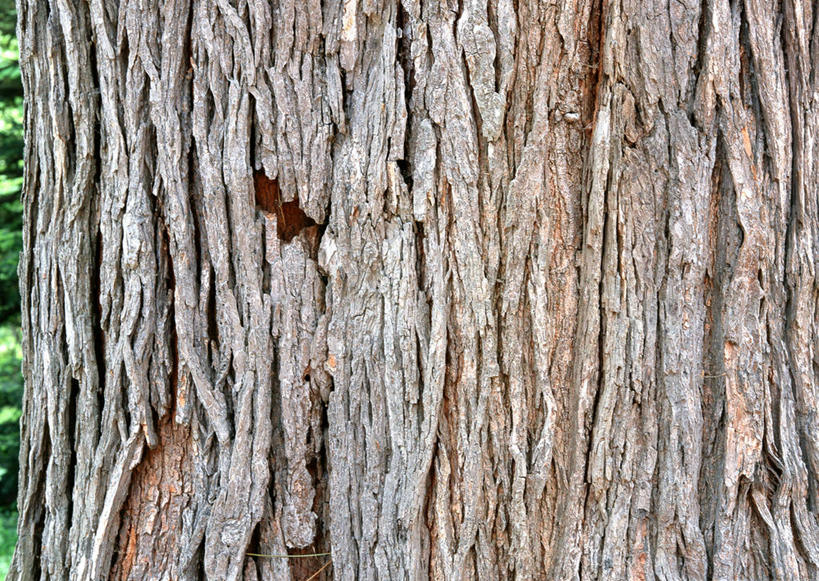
[11,0,819,579]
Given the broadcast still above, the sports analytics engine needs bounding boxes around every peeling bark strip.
[11,0,819,579]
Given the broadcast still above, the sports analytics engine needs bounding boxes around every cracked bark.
[12,0,819,579]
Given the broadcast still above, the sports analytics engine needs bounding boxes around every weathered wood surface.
[11,0,819,579]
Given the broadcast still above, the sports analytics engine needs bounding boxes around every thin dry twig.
[305,559,332,581]
[246,552,331,559]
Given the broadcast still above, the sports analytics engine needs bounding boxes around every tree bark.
[11,0,819,579]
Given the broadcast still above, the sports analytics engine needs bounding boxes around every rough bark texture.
[11,0,819,579]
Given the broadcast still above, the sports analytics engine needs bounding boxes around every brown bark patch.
[111,416,194,580]
[254,172,317,243]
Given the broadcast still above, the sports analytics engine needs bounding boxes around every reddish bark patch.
[254,170,280,214]
[111,415,193,580]
[254,172,317,242]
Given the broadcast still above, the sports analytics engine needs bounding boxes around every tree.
[10,0,819,578]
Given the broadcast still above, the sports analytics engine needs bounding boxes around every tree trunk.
[11,0,819,578]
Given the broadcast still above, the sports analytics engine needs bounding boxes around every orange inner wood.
[254,172,317,242]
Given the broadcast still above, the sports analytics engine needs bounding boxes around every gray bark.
[11,0,819,579]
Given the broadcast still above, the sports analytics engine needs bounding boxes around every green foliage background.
[0,0,23,576]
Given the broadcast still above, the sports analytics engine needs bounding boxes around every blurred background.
[0,0,24,577]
